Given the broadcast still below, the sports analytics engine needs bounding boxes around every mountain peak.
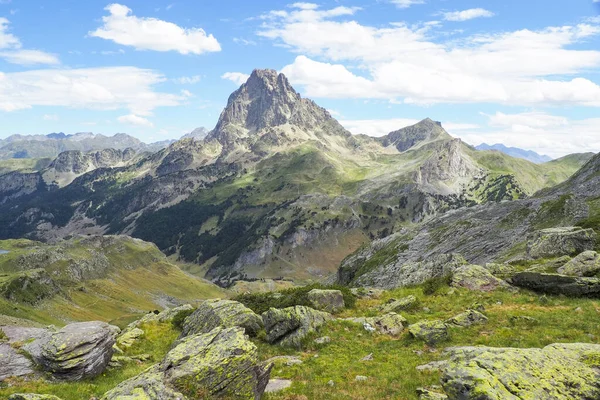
[382,118,452,152]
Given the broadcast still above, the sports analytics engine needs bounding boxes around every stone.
[265,379,292,393]
[8,395,64,400]
[355,375,368,381]
[408,320,449,345]
[510,272,600,297]
[127,304,195,330]
[558,251,600,277]
[360,353,373,361]
[416,361,448,372]
[378,295,418,313]
[264,355,303,367]
[101,365,185,400]
[483,263,516,277]
[0,343,36,381]
[451,264,509,292]
[23,321,118,381]
[368,313,407,336]
[262,306,332,347]
[441,343,600,399]
[526,255,572,273]
[161,327,271,399]
[350,287,384,299]
[307,289,345,313]
[1,326,51,344]
[416,388,448,400]
[116,327,144,349]
[314,336,331,344]
[180,299,263,338]
[327,380,335,387]
[446,310,488,327]
[527,227,597,259]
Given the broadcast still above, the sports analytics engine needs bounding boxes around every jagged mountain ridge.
[0,69,591,285]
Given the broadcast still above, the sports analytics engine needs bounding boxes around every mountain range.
[0,69,594,287]
[475,143,553,163]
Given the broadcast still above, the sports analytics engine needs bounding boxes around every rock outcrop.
[0,344,37,381]
[441,343,600,399]
[451,265,510,292]
[262,306,332,347]
[307,289,345,313]
[445,310,488,327]
[180,299,263,338]
[24,321,118,381]
[558,250,600,277]
[408,320,449,345]
[510,272,600,297]
[527,227,597,259]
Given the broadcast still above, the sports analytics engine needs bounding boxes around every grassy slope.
[0,158,52,175]
[0,238,226,328]
[3,281,600,399]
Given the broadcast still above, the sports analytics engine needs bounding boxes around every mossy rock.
[180,299,263,338]
[101,365,185,400]
[307,289,345,313]
[408,320,449,345]
[378,295,418,313]
[262,306,332,347]
[558,251,600,277]
[451,265,510,292]
[527,227,597,259]
[446,309,488,328]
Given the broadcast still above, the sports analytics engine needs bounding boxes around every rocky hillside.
[0,70,591,286]
[0,235,224,326]
[338,152,600,288]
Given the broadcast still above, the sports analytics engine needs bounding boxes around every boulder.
[368,313,407,336]
[101,365,185,400]
[558,251,600,277]
[128,304,194,329]
[446,310,488,327]
[416,388,448,400]
[116,327,144,349]
[161,327,271,399]
[307,289,345,313]
[8,395,63,400]
[408,320,449,345]
[441,343,600,399]
[379,295,418,313]
[510,272,600,297]
[527,227,596,259]
[525,255,571,273]
[24,321,118,381]
[451,265,509,292]
[482,263,516,277]
[180,299,263,338]
[262,306,332,347]
[0,343,36,381]
[265,379,293,393]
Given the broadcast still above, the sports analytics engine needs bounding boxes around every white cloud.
[233,37,257,46]
[0,67,182,115]
[180,89,193,97]
[221,72,250,85]
[90,4,221,55]
[43,114,59,121]
[0,49,59,65]
[290,3,319,10]
[173,75,201,84]
[389,0,425,8]
[443,8,495,22]
[0,18,58,65]
[485,111,568,128]
[260,6,600,107]
[118,114,153,127]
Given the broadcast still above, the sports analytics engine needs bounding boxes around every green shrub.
[421,274,452,296]
[233,284,356,315]
[171,308,195,331]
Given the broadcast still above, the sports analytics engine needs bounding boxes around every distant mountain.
[0,132,171,160]
[476,143,552,164]
[181,127,209,140]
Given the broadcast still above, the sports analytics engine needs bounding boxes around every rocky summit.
[0,68,599,400]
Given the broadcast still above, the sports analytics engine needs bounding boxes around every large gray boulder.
[101,365,187,400]
[451,265,510,292]
[527,227,596,259]
[0,343,36,381]
[558,251,600,277]
[446,310,488,327]
[180,299,263,338]
[262,306,332,347]
[24,321,118,381]
[510,272,600,297]
[441,343,600,399]
[307,289,345,313]
[408,320,449,345]
[342,312,408,336]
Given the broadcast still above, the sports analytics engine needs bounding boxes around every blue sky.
[0,0,599,157]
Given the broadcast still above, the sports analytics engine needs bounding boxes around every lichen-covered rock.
[0,343,36,381]
[527,227,597,259]
[379,295,418,313]
[408,320,449,345]
[8,394,64,400]
[127,304,195,330]
[416,388,448,400]
[451,265,509,292]
[441,343,600,399]
[510,272,600,297]
[482,263,516,277]
[24,321,118,381]
[162,327,271,399]
[116,327,144,349]
[446,310,488,327]
[101,365,185,400]
[558,251,600,277]
[350,287,384,299]
[525,255,572,273]
[262,306,332,347]
[307,289,345,313]
[180,299,263,338]
[368,313,407,336]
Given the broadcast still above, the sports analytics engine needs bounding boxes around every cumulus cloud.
[0,67,182,115]
[389,0,425,8]
[259,6,600,107]
[221,72,250,85]
[0,17,58,65]
[443,8,495,22]
[118,114,153,127]
[90,4,221,55]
